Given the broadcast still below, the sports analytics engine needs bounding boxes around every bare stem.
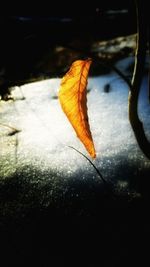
[128,0,150,159]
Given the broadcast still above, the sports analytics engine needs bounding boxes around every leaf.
[58,58,96,158]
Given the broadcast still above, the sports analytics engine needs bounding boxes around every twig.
[0,122,21,134]
[128,0,150,159]
[68,146,106,185]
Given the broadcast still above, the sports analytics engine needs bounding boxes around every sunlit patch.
[0,67,150,192]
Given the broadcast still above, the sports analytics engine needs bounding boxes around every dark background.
[0,0,137,97]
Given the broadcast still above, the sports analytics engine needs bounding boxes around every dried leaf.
[58,58,96,158]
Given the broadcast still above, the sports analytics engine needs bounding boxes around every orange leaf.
[58,58,96,158]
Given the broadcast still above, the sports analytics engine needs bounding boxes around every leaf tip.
[91,151,96,159]
[89,146,96,159]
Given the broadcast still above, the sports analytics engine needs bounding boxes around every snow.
[92,34,136,54]
[0,57,150,198]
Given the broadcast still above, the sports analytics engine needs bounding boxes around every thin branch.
[68,146,116,197]
[0,122,21,135]
[68,145,106,184]
[111,65,132,89]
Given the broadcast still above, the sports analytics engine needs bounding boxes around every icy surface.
[0,58,150,206]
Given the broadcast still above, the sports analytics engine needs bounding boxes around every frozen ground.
[0,57,150,267]
[0,57,150,210]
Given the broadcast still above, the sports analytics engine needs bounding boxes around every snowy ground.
[0,56,150,211]
[0,56,150,267]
